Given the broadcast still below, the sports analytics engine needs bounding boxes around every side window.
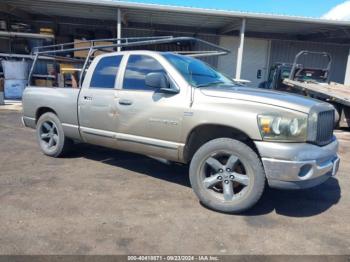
[123,55,165,90]
[90,55,122,89]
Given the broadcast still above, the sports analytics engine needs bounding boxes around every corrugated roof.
[109,0,348,24]
[47,0,350,25]
[4,0,350,37]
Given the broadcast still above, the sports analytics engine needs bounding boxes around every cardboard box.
[94,41,114,56]
[34,79,53,87]
[40,27,54,36]
[74,39,91,58]
[59,63,76,74]
[74,39,113,58]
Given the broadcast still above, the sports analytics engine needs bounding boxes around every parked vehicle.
[22,38,340,213]
[259,63,293,90]
[260,51,350,128]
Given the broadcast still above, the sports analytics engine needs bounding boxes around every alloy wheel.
[39,120,59,150]
[201,152,250,201]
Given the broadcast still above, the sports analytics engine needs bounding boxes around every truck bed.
[283,79,350,107]
[22,87,81,140]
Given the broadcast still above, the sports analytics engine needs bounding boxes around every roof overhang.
[2,0,350,43]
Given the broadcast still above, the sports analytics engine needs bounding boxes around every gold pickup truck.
[22,45,340,213]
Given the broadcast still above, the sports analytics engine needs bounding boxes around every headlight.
[258,113,308,142]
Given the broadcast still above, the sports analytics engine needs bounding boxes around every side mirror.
[145,72,178,94]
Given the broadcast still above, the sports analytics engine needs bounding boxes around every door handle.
[83,96,93,101]
[119,99,133,105]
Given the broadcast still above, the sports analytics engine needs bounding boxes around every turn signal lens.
[261,118,271,133]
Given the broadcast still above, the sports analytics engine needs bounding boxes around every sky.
[124,0,350,20]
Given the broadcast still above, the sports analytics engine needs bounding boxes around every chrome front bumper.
[255,139,340,189]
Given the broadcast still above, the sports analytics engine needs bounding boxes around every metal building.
[1,0,350,88]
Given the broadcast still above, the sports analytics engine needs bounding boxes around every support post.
[117,8,122,52]
[235,18,246,81]
[0,78,4,105]
[345,48,350,85]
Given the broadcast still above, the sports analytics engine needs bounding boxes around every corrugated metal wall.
[270,40,350,83]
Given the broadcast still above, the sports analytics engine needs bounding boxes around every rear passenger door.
[78,54,123,146]
[115,54,187,160]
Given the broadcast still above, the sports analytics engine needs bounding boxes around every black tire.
[189,138,266,213]
[36,112,72,157]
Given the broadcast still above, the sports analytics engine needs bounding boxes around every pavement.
[0,109,349,255]
[0,100,23,111]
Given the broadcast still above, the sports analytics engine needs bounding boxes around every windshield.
[162,53,235,87]
[281,68,291,79]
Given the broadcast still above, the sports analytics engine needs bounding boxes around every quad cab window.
[123,55,166,91]
[90,55,123,89]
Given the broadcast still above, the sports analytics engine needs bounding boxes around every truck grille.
[316,110,334,146]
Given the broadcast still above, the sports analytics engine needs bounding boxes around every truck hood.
[200,86,323,113]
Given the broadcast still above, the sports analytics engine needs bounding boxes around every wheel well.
[183,124,258,163]
[36,107,57,122]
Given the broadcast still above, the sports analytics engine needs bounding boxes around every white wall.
[241,38,270,87]
[217,36,238,77]
[218,36,270,87]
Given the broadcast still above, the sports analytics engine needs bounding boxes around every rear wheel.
[189,138,265,213]
[36,112,72,157]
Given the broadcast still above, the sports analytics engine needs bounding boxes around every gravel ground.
[0,109,349,255]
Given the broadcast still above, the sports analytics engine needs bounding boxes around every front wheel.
[36,112,72,157]
[189,138,266,213]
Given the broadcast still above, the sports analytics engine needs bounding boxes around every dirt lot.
[0,109,349,255]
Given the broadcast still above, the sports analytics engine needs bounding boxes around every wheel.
[36,112,72,157]
[189,138,266,213]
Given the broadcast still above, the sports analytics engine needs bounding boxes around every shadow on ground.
[68,143,341,218]
[244,178,341,217]
[67,143,191,187]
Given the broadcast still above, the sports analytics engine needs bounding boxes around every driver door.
[114,54,188,161]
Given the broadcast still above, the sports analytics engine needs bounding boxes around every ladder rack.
[31,36,230,58]
[29,36,230,88]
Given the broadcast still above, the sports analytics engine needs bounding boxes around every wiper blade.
[196,81,225,87]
